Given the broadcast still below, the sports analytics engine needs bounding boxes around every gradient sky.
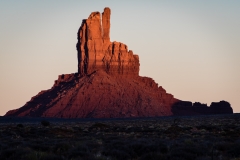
[0,0,239,115]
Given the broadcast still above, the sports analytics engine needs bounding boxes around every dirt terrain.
[0,114,240,160]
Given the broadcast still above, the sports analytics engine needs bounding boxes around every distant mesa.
[5,7,233,118]
[171,100,233,116]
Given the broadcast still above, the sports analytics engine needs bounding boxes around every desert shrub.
[227,141,240,158]
[169,144,208,160]
[102,140,132,159]
[17,124,24,128]
[102,135,119,142]
[72,126,83,132]
[165,125,183,134]
[25,127,39,138]
[68,144,93,159]
[195,156,212,160]
[128,141,146,156]
[21,151,63,160]
[0,148,31,160]
[149,142,168,154]
[39,152,63,160]
[89,123,109,130]
[202,135,218,143]
[215,142,231,151]
[0,148,16,160]
[183,126,193,131]
[140,152,167,160]
[84,140,101,152]
[28,143,51,152]
[170,147,196,160]
[102,138,168,159]
[8,140,23,148]
[41,120,50,126]
[53,142,71,154]
[103,149,131,160]
[184,145,207,156]
[196,125,217,131]
[224,130,240,138]
[173,118,181,125]
[129,140,168,156]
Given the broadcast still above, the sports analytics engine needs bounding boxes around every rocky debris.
[4,7,233,118]
[41,120,50,127]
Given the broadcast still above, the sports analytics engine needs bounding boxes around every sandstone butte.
[5,7,233,118]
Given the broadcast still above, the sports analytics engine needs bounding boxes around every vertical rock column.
[102,7,111,45]
[77,8,111,75]
[86,12,103,75]
[101,7,111,71]
[77,7,139,77]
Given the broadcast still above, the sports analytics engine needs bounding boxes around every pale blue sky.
[0,0,239,115]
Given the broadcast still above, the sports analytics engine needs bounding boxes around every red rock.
[77,7,139,77]
[102,7,111,43]
[5,71,179,118]
[5,7,233,118]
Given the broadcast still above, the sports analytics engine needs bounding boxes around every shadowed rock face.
[171,100,233,116]
[5,7,233,118]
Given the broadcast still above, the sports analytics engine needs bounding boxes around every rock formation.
[5,7,233,118]
[171,100,233,116]
[76,7,139,77]
[5,71,179,118]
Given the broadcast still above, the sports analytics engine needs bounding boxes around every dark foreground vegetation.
[0,114,240,160]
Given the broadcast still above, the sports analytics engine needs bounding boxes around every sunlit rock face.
[77,7,139,77]
[4,8,233,118]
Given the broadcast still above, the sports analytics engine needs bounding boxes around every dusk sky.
[0,0,239,115]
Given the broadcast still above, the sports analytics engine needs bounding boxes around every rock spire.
[76,7,139,76]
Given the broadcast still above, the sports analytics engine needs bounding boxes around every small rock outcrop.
[171,100,233,116]
[4,7,233,118]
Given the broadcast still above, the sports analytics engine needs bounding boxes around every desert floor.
[0,114,240,160]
